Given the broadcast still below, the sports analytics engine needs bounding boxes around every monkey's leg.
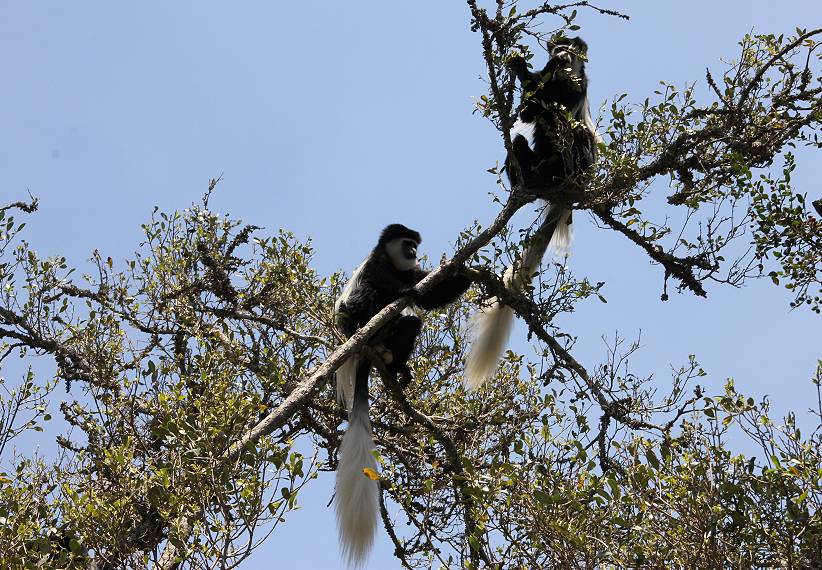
[531,131,569,197]
[383,315,423,387]
[507,135,536,188]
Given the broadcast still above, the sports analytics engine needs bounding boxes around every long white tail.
[464,206,570,389]
[546,207,573,258]
[336,356,359,410]
[464,281,516,391]
[335,373,379,568]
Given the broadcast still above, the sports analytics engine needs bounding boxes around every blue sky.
[1,1,819,568]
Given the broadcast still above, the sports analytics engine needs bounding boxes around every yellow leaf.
[362,467,380,481]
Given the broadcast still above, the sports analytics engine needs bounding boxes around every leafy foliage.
[1,3,821,569]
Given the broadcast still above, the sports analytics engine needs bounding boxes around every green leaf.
[645,449,660,470]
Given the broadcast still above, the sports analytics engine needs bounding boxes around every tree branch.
[0,195,39,214]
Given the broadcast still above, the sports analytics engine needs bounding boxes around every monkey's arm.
[406,269,472,310]
[540,57,562,77]
[419,274,472,310]
[507,56,536,87]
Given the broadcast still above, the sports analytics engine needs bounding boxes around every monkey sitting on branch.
[466,36,601,390]
[333,223,471,567]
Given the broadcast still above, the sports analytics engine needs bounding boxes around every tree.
[1,3,820,568]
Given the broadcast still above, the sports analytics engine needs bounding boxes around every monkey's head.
[549,36,588,76]
[379,224,421,272]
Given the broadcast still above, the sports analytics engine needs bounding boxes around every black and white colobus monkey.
[334,224,471,567]
[465,36,601,390]
[506,36,598,195]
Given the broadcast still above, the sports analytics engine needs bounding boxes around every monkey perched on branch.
[466,36,600,390]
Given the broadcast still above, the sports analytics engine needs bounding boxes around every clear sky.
[1,1,819,568]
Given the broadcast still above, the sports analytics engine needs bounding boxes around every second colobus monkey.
[465,36,600,390]
[506,36,598,197]
[334,224,471,567]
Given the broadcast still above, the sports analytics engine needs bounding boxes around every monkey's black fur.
[336,223,471,385]
[335,224,471,565]
[506,36,597,194]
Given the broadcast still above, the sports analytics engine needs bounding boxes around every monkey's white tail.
[335,378,379,568]
[336,356,358,411]
[464,276,516,391]
[547,206,573,258]
[464,206,570,390]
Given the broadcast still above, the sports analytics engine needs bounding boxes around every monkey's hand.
[398,287,422,301]
[506,54,526,69]
[506,55,530,83]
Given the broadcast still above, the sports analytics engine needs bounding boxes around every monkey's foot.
[390,364,413,387]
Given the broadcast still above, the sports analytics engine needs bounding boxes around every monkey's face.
[385,238,419,272]
[550,37,587,77]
